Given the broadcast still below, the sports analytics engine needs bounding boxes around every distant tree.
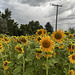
[1,8,19,35]
[68,28,75,34]
[28,20,43,34]
[0,17,7,33]
[45,22,54,33]
[0,11,7,33]
[13,22,19,36]
[20,24,29,35]
[1,8,11,20]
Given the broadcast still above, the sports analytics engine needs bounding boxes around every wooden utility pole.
[52,4,62,31]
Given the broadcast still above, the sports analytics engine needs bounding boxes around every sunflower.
[36,36,42,43]
[68,53,75,64]
[42,61,45,66]
[36,51,41,59]
[17,39,21,44]
[69,70,74,75]
[58,44,64,49]
[42,29,47,35]
[20,36,28,44]
[31,37,35,40]
[42,53,52,58]
[36,29,43,36]
[68,34,73,39]
[40,36,55,52]
[2,36,9,43]
[51,29,65,43]
[15,45,24,54]
[67,44,75,52]
[3,60,10,70]
[0,43,3,49]
[0,43,2,46]
[53,53,56,57]
[71,45,75,52]
[0,46,3,49]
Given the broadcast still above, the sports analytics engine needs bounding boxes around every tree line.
[0,8,75,36]
[0,8,54,36]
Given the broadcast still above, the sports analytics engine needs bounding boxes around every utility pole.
[52,4,62,31]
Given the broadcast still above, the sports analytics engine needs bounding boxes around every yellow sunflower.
[36,51,41,59]
[36,36,42,43]
[2,36,9,43]
[3,60,10,70]
[68,34,73,39]
[71,45,75,52]
[69,70,74,75]
[20,36,28,44]
[42,53,52,58]
[51,29,66,43]
[36,29,43,36]
[67,44,75,52]
[42,29,47,35]
[58,44,64,49]
[68,53,75,64]
[15,45,24,54]
[42,61,45,66]
[0,43,2,46]
[40,36,55,52]
[53,53,56,57]
[0,46,3,49]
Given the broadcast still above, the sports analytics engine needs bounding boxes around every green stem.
[8,45,11,60]
[23,55,25,75]
[68,62,71,73]
[46,66,48,75]
[0,52,6,75]
[46,54,48,75]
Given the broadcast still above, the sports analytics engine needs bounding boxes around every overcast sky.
[0,0,75,31]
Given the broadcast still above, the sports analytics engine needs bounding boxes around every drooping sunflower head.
[3,60,10,70]
[51,29,66,43]
[20,36,28,44]
[68,53,75,64]
[40,36,55,52]
[15,45,24,53]
[69,70,74,75]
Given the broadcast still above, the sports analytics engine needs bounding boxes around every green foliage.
[45,22,54,33]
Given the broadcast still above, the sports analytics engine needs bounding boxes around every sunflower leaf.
[17,54,23,59]
[13,66,22,75]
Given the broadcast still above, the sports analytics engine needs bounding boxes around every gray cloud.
[19,0,50,6]
[0,0,75,31]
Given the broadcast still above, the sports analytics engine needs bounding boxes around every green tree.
[68,28,75,34]
[1,8,19,35]
[13,22,19,36]
[0,11,7,33]
[45,22,54,33]
[20,24,29,35]
[2,8,11,20]
[28,20,43,34]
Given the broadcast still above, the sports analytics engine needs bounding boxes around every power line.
[52,4,62,31]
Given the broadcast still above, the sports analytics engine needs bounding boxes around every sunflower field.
[0,29,75,75]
